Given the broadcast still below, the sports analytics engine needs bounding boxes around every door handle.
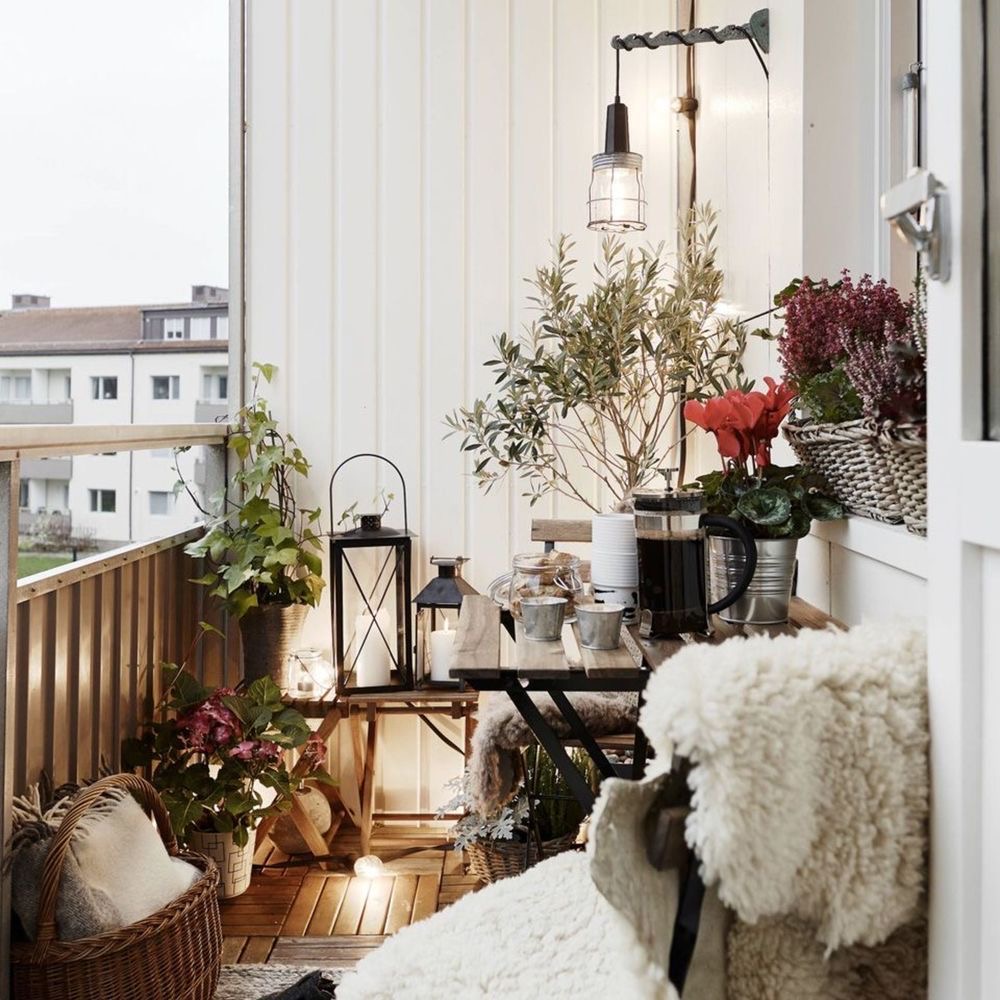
[881,169,950,282]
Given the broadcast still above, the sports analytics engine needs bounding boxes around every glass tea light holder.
[413,556,478,688]
[288,648,335,699]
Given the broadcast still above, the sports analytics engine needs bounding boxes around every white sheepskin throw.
[727,914,927,1000]
[640,621,928,952]
[337,852,676,1000]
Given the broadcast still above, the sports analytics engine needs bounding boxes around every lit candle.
[429,615,457,683]
[353,609,392,687]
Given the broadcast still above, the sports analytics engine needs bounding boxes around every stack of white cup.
[590,513,639,622]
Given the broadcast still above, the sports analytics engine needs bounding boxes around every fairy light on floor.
[353,855,385,879]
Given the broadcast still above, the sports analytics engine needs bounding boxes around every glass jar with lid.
[488,551,585,622]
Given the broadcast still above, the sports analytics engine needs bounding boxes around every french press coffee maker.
[632,470,757,638]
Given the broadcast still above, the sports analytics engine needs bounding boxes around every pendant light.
[587,49,646,232]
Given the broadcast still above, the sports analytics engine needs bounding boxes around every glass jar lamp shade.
[588,152,646,232]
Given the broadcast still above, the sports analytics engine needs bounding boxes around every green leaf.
[803,493,845,521]
[736,487,793,527]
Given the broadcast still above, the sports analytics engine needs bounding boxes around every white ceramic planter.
[188,827,256,898]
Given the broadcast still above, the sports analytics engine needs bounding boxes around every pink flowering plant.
[775,271,926,424]
[685,378,843,539]
[124,666,331,846]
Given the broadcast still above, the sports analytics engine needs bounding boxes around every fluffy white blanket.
[637,621,928,952]
[336,852,671,1000]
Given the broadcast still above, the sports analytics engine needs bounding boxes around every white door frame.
[925,0,995,996]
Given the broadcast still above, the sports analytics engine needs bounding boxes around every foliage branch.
[446,206,750,511]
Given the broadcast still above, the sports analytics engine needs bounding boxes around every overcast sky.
[0,1,228,308]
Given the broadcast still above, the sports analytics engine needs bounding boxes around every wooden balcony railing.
[0,424,235,958]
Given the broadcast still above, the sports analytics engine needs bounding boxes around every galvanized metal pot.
[709,536,798,625]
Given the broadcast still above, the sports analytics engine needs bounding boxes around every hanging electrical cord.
[677,0,698,485]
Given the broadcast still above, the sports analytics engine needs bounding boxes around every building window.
[190,316,212,340]
[164,317,187,340]
[91,376,118,400]
[152,375,180,400]
[148,490,176,516]
[88,488,116,513]
[18,480,29,509]
[215,315,228,341]
[201,371,228,402]
[57,483,69,511]
[0,374,32,403]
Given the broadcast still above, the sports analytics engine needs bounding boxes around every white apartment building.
[0,287,229,547]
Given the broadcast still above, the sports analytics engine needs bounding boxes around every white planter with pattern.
[188,828,256,898]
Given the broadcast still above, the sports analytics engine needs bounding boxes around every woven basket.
[466,831,578,884]
[783,418,903,524]
[880,421,927,535]
[11,773,223,1000]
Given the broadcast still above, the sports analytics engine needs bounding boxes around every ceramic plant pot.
[709,536,798,625]
[188,828,256,899]
[238,603,309,687]
[269,787,333,855]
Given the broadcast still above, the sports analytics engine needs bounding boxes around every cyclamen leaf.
[736,487,792,527]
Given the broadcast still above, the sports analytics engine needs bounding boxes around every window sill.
[809,517,927,579]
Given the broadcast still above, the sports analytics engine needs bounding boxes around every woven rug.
[214,964,343,999]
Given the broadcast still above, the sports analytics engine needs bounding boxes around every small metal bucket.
[709,536,798,625]
[576,603,625,650]
[521,597,568,641]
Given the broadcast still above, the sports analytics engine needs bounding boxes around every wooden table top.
[450,595,841,682]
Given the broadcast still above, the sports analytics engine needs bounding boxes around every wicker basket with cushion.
[466,831,579,884]
[11,773,223,1000]
[783,418,903,524]
[880,421,927,535]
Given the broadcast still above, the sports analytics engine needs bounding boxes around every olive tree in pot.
[445,205,750,511]
[181,363,325,685]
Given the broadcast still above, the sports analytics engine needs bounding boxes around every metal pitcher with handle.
[632,471,758,637]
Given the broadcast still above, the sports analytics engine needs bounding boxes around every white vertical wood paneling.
[245,1,679,814]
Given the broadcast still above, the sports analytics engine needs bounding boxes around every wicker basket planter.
[783,418,902,524]
[11,774,223,1000]
[238,603,309,686]
[880,421,927,535]
[466,831,578,884]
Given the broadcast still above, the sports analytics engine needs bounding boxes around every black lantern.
[413,557,478,689]
[329,454,414,693]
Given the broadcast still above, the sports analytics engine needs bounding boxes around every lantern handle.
[329,453,409,534]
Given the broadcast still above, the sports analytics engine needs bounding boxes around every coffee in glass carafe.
[632,471,758,638]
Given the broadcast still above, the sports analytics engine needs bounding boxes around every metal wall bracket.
[612,8,769,54]
[881,169,951,282]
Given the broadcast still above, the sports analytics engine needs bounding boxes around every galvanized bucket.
[708,536,798,625]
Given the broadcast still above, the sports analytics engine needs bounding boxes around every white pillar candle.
[429,616,457,683]
[353,608,392,687]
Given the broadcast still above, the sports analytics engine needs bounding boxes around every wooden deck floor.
[220,823,479,969]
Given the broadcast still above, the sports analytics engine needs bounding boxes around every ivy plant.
[179,363,325,618]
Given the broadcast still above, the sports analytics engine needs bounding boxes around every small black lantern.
[329,454,414,694]
[413,557,478,688]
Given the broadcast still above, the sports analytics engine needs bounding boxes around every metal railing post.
[0,458,21,987]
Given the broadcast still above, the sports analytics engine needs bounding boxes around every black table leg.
[547,689,616,780]
[668,857,706,993]
[504,680,596,812]
[633,683,650,779]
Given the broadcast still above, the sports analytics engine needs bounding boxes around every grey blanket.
[467,690,637,814]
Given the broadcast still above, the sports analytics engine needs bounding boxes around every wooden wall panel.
[245,0,681,815]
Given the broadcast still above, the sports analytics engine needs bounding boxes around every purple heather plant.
[777,270,926,424]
